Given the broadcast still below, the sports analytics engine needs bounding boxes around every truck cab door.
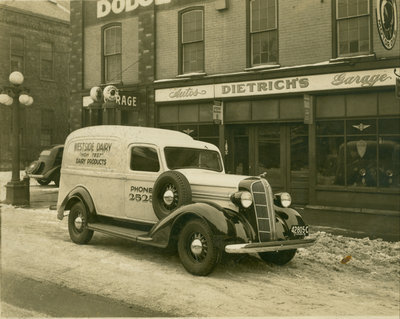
[124,144,163,223]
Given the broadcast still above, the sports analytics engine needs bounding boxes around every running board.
[87,222,153,243]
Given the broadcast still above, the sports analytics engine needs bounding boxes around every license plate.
[290,225,309,236]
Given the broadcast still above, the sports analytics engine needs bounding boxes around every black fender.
[147,202,255,249]
[57,186,96,220]
[42,165,61,180]
[274,206,306,239]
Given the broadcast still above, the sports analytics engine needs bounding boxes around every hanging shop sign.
[376,0,398,50]
[303,94,314,125]
[213,101,224,124]
[115,91,138,107]
[83,91,138,107]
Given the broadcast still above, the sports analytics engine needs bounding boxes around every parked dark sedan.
[26,145,64,186]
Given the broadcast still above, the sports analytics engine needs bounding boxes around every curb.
[303,205,400,217]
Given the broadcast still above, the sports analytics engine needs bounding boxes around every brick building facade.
[70,0,400,212]
[0,1,70,170]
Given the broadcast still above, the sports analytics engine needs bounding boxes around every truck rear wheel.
[152,171,192,220]
[68,201,94,244]
[178,219,220,276]
[258,249,297,265]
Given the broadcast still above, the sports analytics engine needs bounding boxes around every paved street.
[2,271,169,317]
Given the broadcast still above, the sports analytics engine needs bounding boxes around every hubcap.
[163,189,174,205]
[190,238,203,256]
[74,216,83,230]
[188,233,207,261]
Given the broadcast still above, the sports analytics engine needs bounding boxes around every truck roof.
[65,125,219,150]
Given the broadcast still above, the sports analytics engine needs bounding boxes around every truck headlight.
[230,191,253,208]
[275,192,291,208]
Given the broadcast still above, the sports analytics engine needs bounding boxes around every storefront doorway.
[228,123,309,204]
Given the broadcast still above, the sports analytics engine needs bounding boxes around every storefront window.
[257,125,280,182]
[159,124,219,148]
[316,118,400,188]
[232,126,249,175]
[290,125,309,174]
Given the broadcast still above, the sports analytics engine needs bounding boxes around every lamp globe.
[9,71,24,85]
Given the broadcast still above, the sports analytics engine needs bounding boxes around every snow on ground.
[1,204,399,316]
[1,171,400,317]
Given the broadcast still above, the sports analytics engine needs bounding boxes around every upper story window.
[180,8,204,74]
[336,0,370,56]
[250,0,278,66]
[40,109,54,146]
[40,42,54,80]
[103,24,122,83]
[10,36,24,73]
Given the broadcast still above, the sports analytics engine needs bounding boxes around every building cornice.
[0,5,70,36]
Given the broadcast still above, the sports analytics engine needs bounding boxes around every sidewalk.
[296,205,400,242]
[20,186,400,242]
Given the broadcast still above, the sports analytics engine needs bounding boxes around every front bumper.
[225,238,316,253]
[28,173,47,179]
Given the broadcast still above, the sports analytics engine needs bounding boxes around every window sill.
[40,78,56,82]
[329,53,376,64]
[100,81,123,86]
[176,72,207,78]
[244,64,280,72]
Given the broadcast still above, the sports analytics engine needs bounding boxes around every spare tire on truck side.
[152,171,192,220]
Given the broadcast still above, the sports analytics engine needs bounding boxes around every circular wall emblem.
[376,0,398,50]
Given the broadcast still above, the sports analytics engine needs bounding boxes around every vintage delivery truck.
[57,125,315,275]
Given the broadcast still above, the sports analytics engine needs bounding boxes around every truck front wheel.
[178,219,220,276]
[68,201,94,244]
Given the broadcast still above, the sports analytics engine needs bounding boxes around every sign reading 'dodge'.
[97,0,171,18]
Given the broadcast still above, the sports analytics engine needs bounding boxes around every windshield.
[164,147,223,172]
[40,150,51,156]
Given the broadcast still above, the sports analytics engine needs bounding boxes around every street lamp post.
[0,71,33,205]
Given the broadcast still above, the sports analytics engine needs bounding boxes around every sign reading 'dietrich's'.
[155,68,396,102]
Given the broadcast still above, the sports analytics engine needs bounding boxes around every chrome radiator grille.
[251,180,276,242]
